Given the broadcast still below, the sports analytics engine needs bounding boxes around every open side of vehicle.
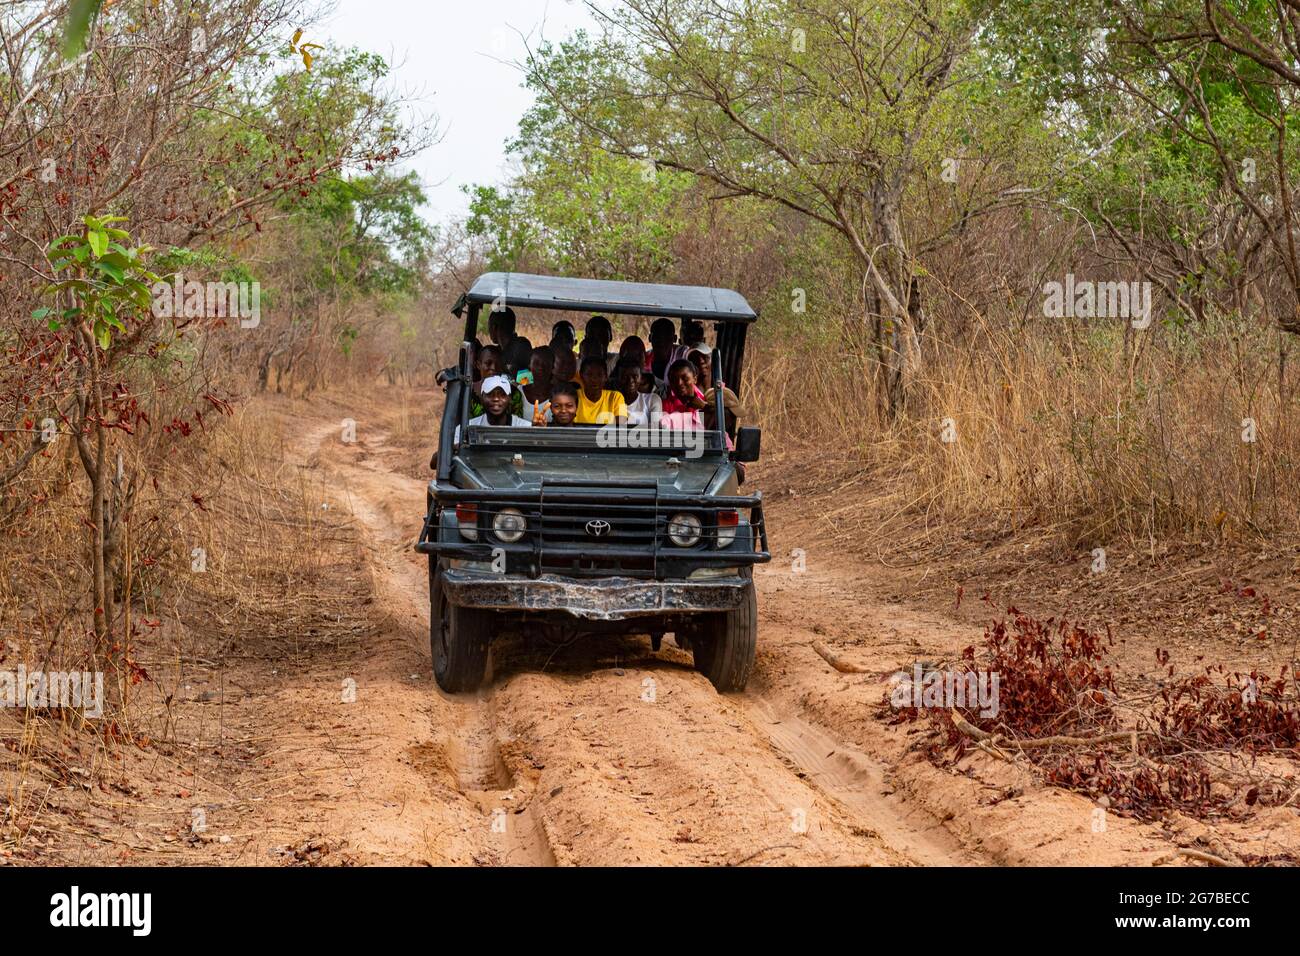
[416,272,770,692]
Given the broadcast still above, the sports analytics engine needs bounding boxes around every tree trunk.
[862,193,923,420]
[75,323,123,717]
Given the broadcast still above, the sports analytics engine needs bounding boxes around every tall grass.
[747,304,1299,548]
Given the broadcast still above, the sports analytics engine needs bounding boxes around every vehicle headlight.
[492,507,526,544]
[667,513,701,547]
[456,503,479,541]
[715,510,739,549]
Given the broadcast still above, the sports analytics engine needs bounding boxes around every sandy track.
[289,411,1002,867]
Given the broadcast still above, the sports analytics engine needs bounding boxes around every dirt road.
[268,397,1173,867]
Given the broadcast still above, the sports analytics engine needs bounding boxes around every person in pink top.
[661,358,708,429]
[661,357,735,452]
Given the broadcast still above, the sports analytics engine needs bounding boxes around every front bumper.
[440,569,751,621]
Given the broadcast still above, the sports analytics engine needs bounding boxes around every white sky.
[321,0,601,228]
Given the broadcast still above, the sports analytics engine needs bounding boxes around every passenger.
[435,336,482,392]
[680,318,706,352]
[475,343,502,381]
[553,347,580,385]
[488,307,517,349]
[471,345,523,418]
[584,315,615,373]
[520,345,554,422]
[615,360,662,427]
[551,319,577,353]
[578,335,607,375]
[502,335,533,377]
[576,355,628,425]
[472,376,531,427]
[617,334,648,372]
[647,317,678,381]
[585,315,613,349]
[661,358,707,429]
[548,382,580,427]
[687,347,744,436]
[453,375,532,442]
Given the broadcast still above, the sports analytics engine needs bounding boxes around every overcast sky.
[321,0,600,228]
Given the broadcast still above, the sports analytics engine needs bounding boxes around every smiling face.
[482,387,510,419]
[549,391,578,426]
[688,350,711,388]
[669,363,697,401]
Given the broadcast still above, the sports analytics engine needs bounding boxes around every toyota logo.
[585,519,611,537]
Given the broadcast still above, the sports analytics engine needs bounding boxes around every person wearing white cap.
[455,375,532,443]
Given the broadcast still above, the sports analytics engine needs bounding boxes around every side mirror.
[733,426,761,463]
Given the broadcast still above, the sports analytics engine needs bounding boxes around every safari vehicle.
[417,273,770,692]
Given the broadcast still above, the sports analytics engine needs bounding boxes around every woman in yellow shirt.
[576,355,628,425]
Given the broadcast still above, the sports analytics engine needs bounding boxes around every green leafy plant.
[34,216,159,349]
[30,216,160,717]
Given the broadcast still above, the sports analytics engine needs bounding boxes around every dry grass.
[748,307,1300,551]
[0,399,372,859]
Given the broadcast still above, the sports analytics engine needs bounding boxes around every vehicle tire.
[430,561,492,692]
[692,580,757,692]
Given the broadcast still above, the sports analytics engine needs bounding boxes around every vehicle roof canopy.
[456,272,757,324]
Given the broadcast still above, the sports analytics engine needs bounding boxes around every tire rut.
[741,695,982,865]
[450,700,557,867]
[304,420,558,866]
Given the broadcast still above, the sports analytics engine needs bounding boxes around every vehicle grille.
[482,498,667,577]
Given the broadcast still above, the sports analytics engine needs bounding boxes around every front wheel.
[692,581,757,692]
[430,562,492,692]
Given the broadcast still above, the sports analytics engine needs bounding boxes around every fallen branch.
[812,640,870,674]
[950,709,1155,750]
[1152,847,1239,868]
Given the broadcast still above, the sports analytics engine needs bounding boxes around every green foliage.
[36,217,158,350]
[501,1,1056,308]
[299,171,434,296]
[196,45,409,229]
[466,151,690,279]
[60,0,101,60]
[466,33,692,280]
